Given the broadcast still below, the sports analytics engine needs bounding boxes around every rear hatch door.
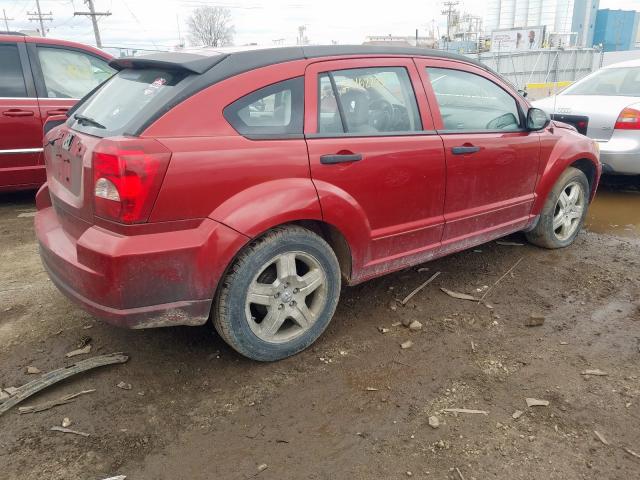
[44,125,101,226]
[43,56,224,226]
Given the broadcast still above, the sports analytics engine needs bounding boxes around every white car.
[534,59,640,175]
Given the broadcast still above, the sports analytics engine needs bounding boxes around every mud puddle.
[586,176,640,238]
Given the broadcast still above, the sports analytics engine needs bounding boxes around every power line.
[441,0,459,42]
[27,0,53,37]
[120,0,160,50]
[74,0,111,47]
[9,0,30,21]
[179,1,262,9]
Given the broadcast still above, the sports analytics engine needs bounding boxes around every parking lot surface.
[1,180,639,480]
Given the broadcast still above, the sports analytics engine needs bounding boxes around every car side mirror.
[527,107,550,131]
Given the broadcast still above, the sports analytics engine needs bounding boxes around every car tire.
[213,225,341,361]
[525,167,590,249]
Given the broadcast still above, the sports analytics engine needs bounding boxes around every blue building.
[593,8,640,51]
[572,0,600,47]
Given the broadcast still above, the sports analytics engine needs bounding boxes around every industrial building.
[593,8,640,51]
[485,0,600,47]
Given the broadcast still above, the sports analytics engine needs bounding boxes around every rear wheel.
[213,226,341,361]
[526,167,590,249]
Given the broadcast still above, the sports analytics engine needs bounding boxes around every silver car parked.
[534,59,640,175]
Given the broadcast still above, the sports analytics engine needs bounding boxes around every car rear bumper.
[35,203,248,329]
[598,131,640,175]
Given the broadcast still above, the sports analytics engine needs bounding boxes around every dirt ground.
[1,178,639,480]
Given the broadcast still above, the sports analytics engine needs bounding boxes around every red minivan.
[35,46,600,361]
[0,32,113,191]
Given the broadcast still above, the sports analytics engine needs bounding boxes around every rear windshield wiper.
[74,113,106,129]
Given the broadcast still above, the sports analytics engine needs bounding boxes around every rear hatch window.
[69,68,189,137]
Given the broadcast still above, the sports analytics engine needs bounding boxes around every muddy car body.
[35,46,601,360]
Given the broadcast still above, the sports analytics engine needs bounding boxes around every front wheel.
[213,226,341,361]
[526,167,590,249]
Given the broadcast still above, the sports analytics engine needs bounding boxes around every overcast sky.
[1,0,638,51]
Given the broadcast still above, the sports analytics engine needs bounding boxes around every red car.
[35,46,600,361]
[0,32,113,191]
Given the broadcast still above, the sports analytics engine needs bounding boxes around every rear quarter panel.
[145,60,324,235]
[150,136,322,232]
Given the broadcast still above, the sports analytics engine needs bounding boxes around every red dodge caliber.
[36,46,601,361]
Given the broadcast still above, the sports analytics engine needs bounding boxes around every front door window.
[318,67,422,134]
[426,67,521,131]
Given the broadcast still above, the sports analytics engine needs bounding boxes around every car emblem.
[557,107,571,114]
[61,133,75,151]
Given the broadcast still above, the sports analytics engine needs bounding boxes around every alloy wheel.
[552,181,585,241]
[245,251,328,343]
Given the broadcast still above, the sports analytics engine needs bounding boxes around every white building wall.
[486,0,502,32]
[499,0,517,29]
[540,0,557,31]
[485,0,579,34]
[527,0,543,25]
[554,0,575,33]
[514,0,529,26]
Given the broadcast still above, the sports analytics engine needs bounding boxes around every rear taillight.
[614,107,640,130]
[92,138,171,224]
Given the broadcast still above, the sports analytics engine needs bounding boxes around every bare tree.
[187,6,234,47]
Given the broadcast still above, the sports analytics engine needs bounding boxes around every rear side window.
[427,67,521,131]
[223,77,304,137]
[0,43,27,97]
[37,47,114,99]
[563,67,640,96]
[318,67,422,135]
[71,68,189,136]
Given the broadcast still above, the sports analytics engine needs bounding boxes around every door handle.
[46,108,69,116]
[451,145,481,155]
[320,153,363,165]
[2,109,34,117]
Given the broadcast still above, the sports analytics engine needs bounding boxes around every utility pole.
[176,14,183,48]
[441,1,459,42]
[297,25,307,45]
[74,0,111,48]
[27,0,53,37]
[2,9,14,31]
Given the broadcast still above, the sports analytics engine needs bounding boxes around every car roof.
[604,58,640,69]
[103,45,504,137]
[110,45,487,76]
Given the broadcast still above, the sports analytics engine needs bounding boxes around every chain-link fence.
[467,48,603,100]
